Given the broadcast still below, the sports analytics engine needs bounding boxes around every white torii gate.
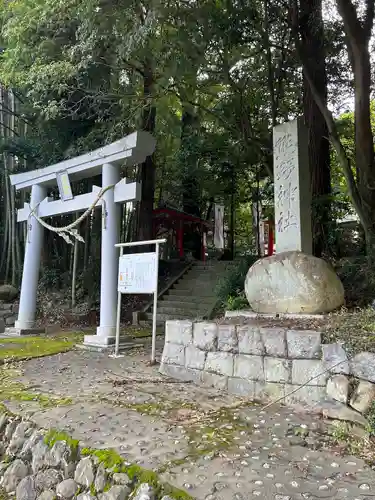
[7,131,156,348]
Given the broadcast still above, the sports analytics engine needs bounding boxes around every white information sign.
[118,252,157,294]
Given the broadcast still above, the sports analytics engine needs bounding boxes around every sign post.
[113,239,166,362]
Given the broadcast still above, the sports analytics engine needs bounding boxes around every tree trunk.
[335,0,375,259]
[137,59,156,243]
[299,0,331,257]
[291,0,375,260]
[181,106,201,217]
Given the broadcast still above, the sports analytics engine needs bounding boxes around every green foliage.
[335,257,375,308]
[215,256,258,307]
[366,401,375,437]
[226,293,249,311]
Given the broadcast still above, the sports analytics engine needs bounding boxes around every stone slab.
[185,345,206,370]
[233,354,264,381]
[322,343,350,375]
[205,352,234,376]
[291,359,327,386]
[193,322,217,351]
[350,380,375,414]
[217,324,238,352]
[264,357,291,383]
[287,330,321,359]
[261,328,287,357]
[351,352,375,382]
[160,343,185,366]
[165,321,192,345]
[237,326,264,355]
[326,375,349,404]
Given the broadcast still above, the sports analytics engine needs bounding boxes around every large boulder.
[0,284,18,301]
[244,251,344,314]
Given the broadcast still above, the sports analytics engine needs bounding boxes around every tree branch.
[289,0,364,222]
[363,0,375,41]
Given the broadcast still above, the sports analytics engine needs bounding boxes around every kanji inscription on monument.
[273,117,312,254]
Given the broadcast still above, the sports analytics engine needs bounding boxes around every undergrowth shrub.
[215,255,258,309]
[335,256,375,307]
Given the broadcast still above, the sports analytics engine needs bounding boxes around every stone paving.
[4,339,375,500]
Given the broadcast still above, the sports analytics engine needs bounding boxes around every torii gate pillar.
[15,184,47,331]
[96,163,120,341]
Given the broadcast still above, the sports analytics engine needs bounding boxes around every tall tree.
[299,0,331,257]
[291,0,375,259]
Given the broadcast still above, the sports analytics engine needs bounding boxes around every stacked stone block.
[159,321,327,406]
[0,302,18,332]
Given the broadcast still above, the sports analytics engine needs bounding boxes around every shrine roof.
[10,131,156,191]
[153,206,211,225]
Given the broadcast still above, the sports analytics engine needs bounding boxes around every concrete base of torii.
[4,327,46,337]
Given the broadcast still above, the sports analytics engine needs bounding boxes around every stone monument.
[244,117,344,314]
[273,117,312,254]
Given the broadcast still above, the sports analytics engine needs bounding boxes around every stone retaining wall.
[0,411,185,500]
[159,321,375,420]
[0,302,18,332]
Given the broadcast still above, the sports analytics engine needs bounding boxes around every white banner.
[214,204,224,249]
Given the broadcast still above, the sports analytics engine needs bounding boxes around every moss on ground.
[0,332,83,362]
[44,429,79,453]
[81,448,123,470]
[0,368,72,408]
[0,333,80,408]
[79,445,193,499]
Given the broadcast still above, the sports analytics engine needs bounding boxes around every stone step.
[164,293,214,303]
[145,312,201,322]
[168,288,216,297]
[173,279,217,289]
[183,274,218,282]
[187,269,220,275]
[152,305,209,316]
[192,263,235,269]
[159,299,215,309]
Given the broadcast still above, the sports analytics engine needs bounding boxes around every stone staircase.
[144,260,235,324]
